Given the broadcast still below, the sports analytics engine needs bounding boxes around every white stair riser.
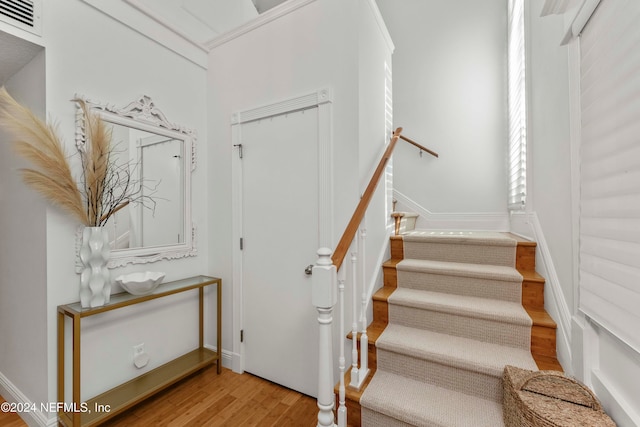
[398,216,417,233]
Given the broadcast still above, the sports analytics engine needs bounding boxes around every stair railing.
[312,127,437,427]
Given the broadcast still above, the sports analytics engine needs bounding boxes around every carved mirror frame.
[75,94,197,268]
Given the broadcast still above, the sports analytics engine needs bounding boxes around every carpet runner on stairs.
[360,231,539,427]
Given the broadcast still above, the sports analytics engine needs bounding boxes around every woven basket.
[503,366,616,427]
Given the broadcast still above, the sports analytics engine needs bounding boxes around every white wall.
[510,0,575,373]
[44,0,209,404]
[527,0,575,317]
[207,0,362,369]
[376,0,508,216]
[0,44,49,417]
[1,0,209,422]
[357,0,395,307]
[207,0,393,373]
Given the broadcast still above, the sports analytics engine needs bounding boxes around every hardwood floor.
[1,367,318,427]
[0,396,29,427]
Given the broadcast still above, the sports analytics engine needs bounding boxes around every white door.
[241,108,320,397]
[140,135,183,247]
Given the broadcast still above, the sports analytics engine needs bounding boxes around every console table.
[57,275,221,426]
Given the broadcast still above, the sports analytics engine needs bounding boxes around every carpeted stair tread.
[377,324,538,377]
[402,230,516,246]
[360,370,504,427]
[402,230,517,266]
[389,288,532,326]
[396,259,523,302]
[397,259,522,282]
[359,229,545,426]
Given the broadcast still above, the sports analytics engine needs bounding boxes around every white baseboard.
[592,369,640,427]
[203,345,240,373]
[0,372,56,427]
[528,213,573,373]
[393,190,509,231]
[365,229,392,309]
[509,210,573,374]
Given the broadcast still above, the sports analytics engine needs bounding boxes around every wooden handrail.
[331,127,436,270]
[399,134,439,158]
[332,128,403,270]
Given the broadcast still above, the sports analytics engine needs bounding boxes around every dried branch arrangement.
[0,87,155,227]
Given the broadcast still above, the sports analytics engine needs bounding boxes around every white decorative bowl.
[115,272,165,296]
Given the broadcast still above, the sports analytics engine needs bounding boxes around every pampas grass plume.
[0,86,90,225]
[74,98,112,226]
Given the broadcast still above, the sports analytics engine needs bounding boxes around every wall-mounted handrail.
[399,134,439,158]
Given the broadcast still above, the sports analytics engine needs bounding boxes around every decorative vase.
[79,226,111,308]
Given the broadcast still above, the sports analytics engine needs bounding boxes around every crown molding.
[561,0,601,45]
[81,0,208,68]
[363,0,394,54]
[204,0,317,50]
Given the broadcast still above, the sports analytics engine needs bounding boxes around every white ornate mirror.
[75,94,196,268]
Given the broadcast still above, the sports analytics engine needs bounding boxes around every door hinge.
[233,144,243,159]
[240,237,244,250]
[240,330,244,343]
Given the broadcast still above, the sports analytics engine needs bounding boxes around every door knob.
[304,264,314,275]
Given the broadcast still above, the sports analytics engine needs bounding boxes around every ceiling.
[0,0,288,83]
[130,0,289,46]
[0,31,43,84]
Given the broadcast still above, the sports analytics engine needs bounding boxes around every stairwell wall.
[376,0,509,216]
[357,0,395,312]
[0,44,49,425]
[510,0,575,373]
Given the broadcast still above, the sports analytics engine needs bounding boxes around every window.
[385,60,394,226]
[507,0,527,209]
[578,0,640,352]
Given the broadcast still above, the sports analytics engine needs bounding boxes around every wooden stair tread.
[382,259,402,268]
[347,320,387,344]
[373,285,395,301]
[526,307,557,328]
[521,270,545,282]
[503,232,537,245]
[365,320,387,342]
[340,367,375,401]
[533,354,564,372]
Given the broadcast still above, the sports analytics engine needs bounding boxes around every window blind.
[507,0,527,209]
[385,60,394,225]
[579,0,640,352]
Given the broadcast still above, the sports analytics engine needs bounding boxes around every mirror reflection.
[104,122,185,250]
[75,94,196,268]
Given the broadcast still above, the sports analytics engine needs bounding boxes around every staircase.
[340,218,561,426]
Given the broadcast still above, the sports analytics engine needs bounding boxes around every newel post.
[312,247,337,427]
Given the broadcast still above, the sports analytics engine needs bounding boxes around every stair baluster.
[350,236,360,389]
[358,226,369,386]
[337,267,347,427]
[312,248,337,427]
[312,127,437,426]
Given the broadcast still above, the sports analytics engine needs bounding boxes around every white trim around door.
[230,87,334,373]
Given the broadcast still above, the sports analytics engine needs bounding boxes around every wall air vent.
[0,0,41,36]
